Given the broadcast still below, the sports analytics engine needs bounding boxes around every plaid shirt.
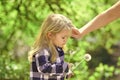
[30,47,69,80]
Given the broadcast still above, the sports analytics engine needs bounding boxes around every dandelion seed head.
[84,53,91,61]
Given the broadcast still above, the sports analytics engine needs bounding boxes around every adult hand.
[71,27,82,39]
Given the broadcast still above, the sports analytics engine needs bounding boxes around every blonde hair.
[28,14,75,63]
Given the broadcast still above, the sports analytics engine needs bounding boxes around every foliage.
[0,54,29,80]
[88,63,115,80]
[0,0,120,80]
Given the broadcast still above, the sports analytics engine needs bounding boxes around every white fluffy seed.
[84,53,91,61]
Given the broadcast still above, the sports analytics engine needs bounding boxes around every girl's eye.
[62,37,65,39]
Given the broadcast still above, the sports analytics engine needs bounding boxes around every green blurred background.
[0,0,120,80]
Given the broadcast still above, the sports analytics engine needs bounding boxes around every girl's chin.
[58,45,63,48]
[60,45,64,48]
[55,44,65,48]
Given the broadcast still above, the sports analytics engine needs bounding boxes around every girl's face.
[51,29,71,48]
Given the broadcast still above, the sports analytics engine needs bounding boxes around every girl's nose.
[64,38,67,43]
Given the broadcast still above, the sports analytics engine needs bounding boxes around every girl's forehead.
[61,29,71,32]
[58,29,71,35]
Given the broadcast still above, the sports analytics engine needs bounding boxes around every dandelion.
[84,53,92,61]
[72,53,92,71]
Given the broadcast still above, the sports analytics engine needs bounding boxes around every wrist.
[78,29,84,38]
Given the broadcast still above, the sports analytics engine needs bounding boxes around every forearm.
[36,55,69,74]
[37,61,69,75]
[79,1,120,36]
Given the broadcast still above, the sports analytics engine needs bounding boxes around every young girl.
[28,14,75,80]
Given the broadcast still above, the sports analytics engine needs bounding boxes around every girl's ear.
[47,32,53,39]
